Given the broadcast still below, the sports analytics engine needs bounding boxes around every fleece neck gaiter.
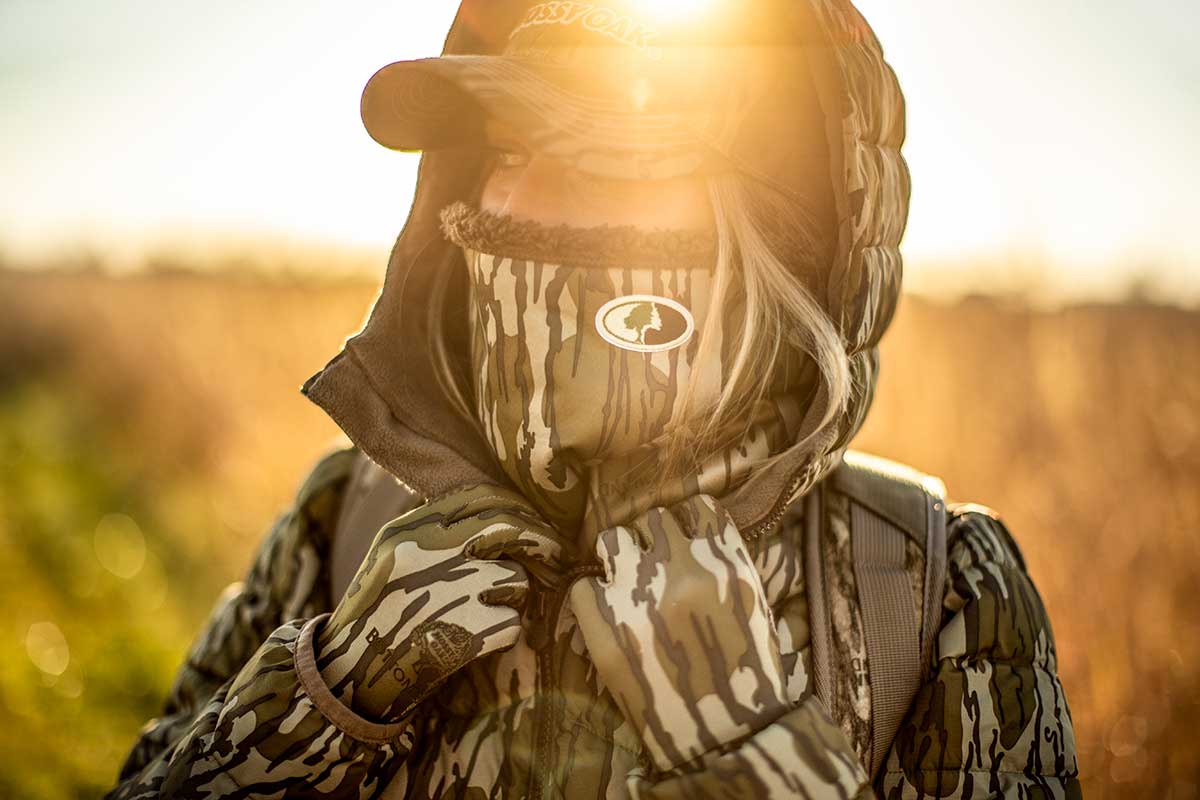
[439,200,817,549]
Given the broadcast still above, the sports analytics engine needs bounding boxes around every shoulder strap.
[804,449,947,781]
[329,449,424,603]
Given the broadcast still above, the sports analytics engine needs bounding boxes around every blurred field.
[0,264,1196,798]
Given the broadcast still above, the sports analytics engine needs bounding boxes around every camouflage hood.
[300,0,909,540]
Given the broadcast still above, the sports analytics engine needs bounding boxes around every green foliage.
[0,374,237,797]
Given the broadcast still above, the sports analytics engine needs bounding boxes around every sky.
[2,0,1198,302]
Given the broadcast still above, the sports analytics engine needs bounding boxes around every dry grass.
[0,268,1195,797]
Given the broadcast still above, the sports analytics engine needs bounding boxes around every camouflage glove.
[568,494,790,774]
[316,484,568,723]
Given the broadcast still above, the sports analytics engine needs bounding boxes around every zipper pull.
[526,583,556,651]
[526,566,603,652]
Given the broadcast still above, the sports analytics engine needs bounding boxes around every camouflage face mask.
[440,201,814,541]
[441,199,715,527]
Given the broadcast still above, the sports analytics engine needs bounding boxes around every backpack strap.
[329,449,424,603]
[805,449,947,780]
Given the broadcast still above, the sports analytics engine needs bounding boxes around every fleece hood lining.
[438,200,718,270]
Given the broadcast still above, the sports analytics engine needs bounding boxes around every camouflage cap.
[359,0,830,200]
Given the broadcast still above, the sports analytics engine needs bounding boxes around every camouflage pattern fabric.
[103,446,419,798]
[314,484,571,723]
[454,229,707,537]
[824,488,875,761]
[457,235,724,537]
[567,495,794,772]
[876,507,1081,798]
[444,223,825,548]
[106,446,1081,797]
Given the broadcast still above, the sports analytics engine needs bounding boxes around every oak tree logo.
[595,294,695,353]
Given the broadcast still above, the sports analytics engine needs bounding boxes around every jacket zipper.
[743,464,808,542]
[527,563,605,800]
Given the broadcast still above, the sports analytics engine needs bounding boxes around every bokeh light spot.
[52,661,84,700]
[94,513,146,579]
[26,621,70,676]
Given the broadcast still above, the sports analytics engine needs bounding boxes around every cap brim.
[360,55,722,180]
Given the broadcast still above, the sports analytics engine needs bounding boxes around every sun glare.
[638,0,716,20]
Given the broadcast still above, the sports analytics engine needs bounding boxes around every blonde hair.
[655,171,850,483]
[429,169,852,489]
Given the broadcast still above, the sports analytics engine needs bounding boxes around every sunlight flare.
[638,0,716,21]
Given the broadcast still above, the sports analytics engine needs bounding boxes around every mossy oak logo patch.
[595,294,694,353]
[387,619,475,689]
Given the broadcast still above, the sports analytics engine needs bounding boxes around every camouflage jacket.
[106,445,1081,798]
